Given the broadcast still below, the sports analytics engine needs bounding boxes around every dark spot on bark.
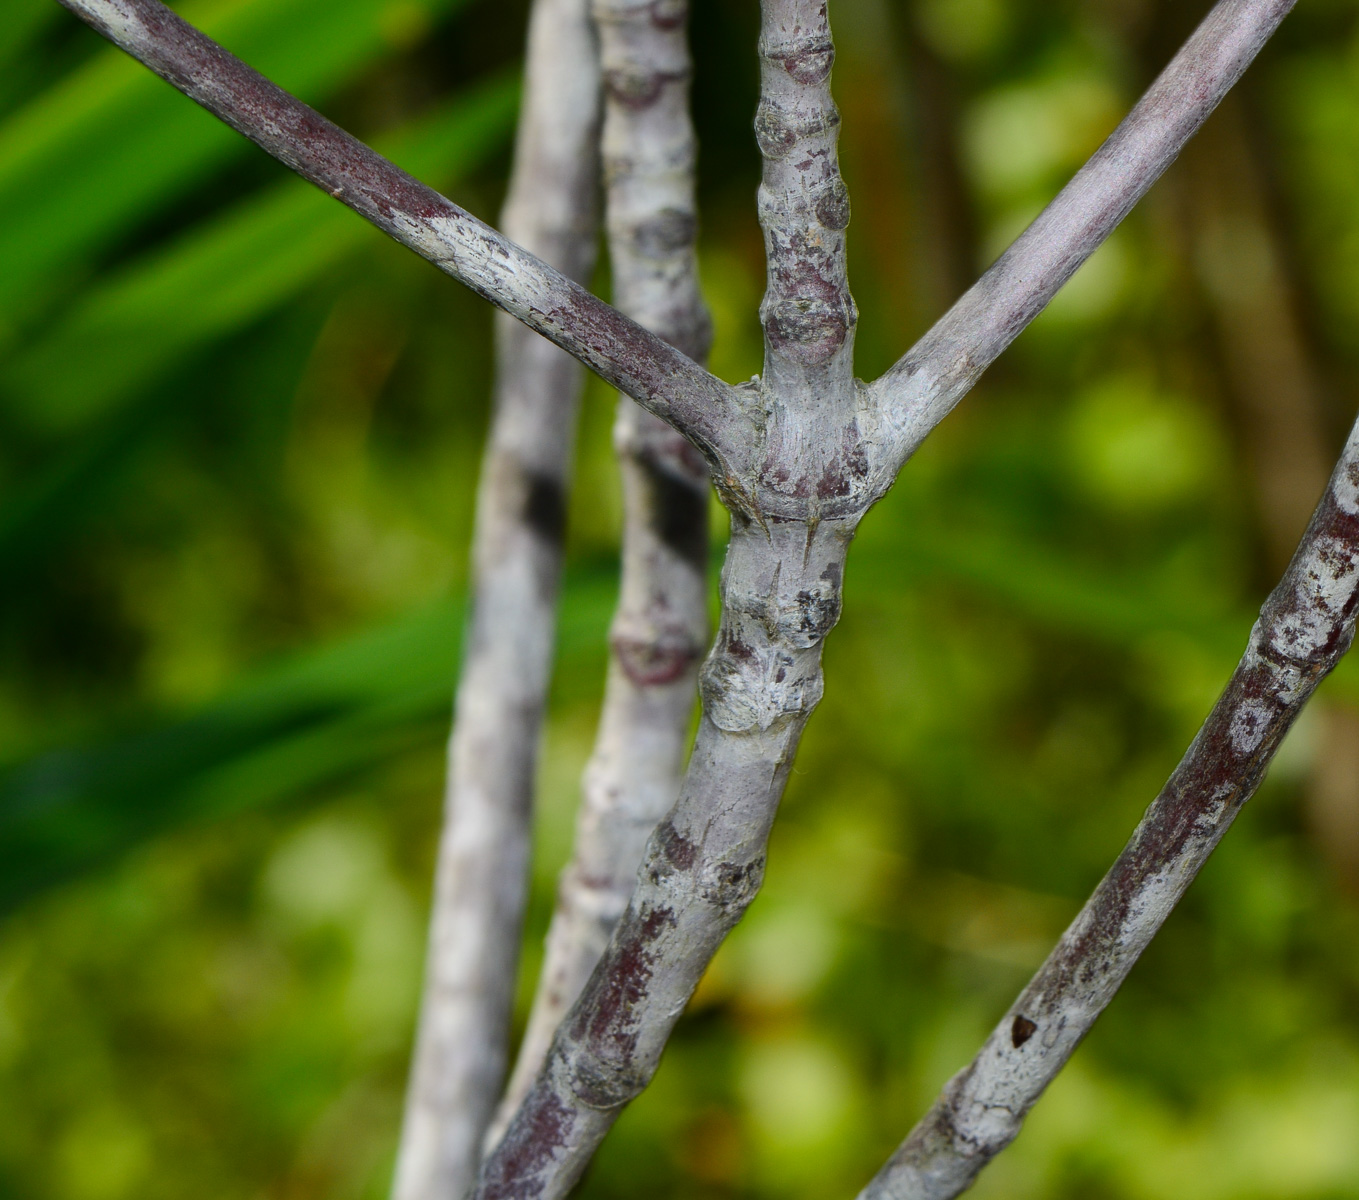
[632,207,698,259]
[480,1090,576,1199]
[775,41,835,85]
[650,0,686,28]
[709,857,764,912]
[843,433,869,481]
[523,471,567,544]
[726,637,756,663]
[639,455,709,572]
[763,302,848,366]
[795,587,842,640]
[656,819,698,871]
[815,180,851,230]
[571,906,677,1073]
[1011,1015,1038,1048]
[816,460,851,499]
[605,68,673,109]
[613,633,702,686]
[754,103,797,159]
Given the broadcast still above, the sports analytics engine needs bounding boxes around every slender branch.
[485,0,713,1146]
[859,417,1359,1200]
[475,517,853,1200]
[53,0,746,463]
[391,2,600,1198]
[756,0,857,407]
[869,0,1297,467]
[473,3,866,1195]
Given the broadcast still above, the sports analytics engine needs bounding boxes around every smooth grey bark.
[860,413,1359,1200]
[391,1,600,1197]
[51,0,1304,1196]
[486,0,712,1146]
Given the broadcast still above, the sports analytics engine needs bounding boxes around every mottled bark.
[474,516,855,1200]
[51,0,1305,1195]
[872,0,1298,468]
[470,1,1298,1194]
[473,3,866,1195]
[54,0,744,461]
[859,421,1359,1200]
[391,2,600,1198]
[486,0,712,1146]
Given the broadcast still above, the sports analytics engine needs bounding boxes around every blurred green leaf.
[0,0,473,326]
[0,77,515,581]
[0,564,616,913]
[4,73,517,432]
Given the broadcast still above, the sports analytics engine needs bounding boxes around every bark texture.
[55,0,744,461]
[871,0,1298,467]
[391,2,600,1197]
[52,0,1305,1194]
[487,0,713,1145]
[472,3,868,1194]
[858,420,1359,1200]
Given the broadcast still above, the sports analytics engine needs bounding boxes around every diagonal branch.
[391,1,600,1197]
[53,0,746,463]
[859,417,1359,1200]
[472,3,864,1197]
[870,0,1297,468]
[485,0,713,1147]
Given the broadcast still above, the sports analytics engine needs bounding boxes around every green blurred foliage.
[2,0,1359,1197]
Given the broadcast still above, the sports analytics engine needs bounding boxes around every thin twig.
[870,0,1297,468]
[54,0,745,462]
[859,417,1359,1200]
[485,0,713,1147]
[472,3,864,1195]
[391,1,600,1197]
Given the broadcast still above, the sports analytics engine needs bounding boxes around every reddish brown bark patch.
[479,1089,576,1200]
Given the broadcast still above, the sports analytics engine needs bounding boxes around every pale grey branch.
[54,0,747,463]
[859,417,1359,1200]
[391,1,600,1197]
[486,0,713,1146]
[871,0,1297,466]
[472,3,869,1195]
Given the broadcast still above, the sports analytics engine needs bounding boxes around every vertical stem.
[475,6,869,1194]
[475,514,855,1200]
[756,0,857,411]
[487,0,712,1143]
[392,3,600,1197]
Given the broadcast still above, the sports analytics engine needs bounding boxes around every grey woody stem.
[473,3,868,1195]
[869,0,1298,467]
[475,516,855,1200]
[859,418,1359,1200]
[391,1,600,1197]
[756,0,856,407]
[485,0,713,1147]
[54,0,746,464]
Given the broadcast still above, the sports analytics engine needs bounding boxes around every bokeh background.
[4,0,1359,1196]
